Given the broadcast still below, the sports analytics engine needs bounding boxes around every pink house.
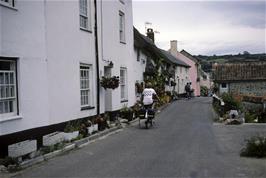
[169,40,200,96]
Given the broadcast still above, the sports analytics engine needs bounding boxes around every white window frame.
[0,59,18,119]
[120,67,127,101]
[80,64,93,109]
[0,0,15,8]
[119,11,126,43]
[79,0,91,31]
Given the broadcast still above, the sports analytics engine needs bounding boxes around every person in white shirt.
[141,82,160,109]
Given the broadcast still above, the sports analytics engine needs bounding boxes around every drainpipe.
[94,0,100,115]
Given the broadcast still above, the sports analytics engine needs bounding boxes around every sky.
[132,0,266,55]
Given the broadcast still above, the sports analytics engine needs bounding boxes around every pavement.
[5,97,266,177]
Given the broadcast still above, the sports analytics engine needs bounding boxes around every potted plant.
[132,101,142,118]
[100,76,119,89]
[86,120,94,135]
[63,122,80,141]
[120,105,134,121]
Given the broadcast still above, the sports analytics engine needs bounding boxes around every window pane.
[10,86,14,97]
[9,100,13,112]
[5,86,9,98]
[4,101,9,113]
[0,86,5,99]
[0,102,3,114]
[0,73,4,84]
[0,61,11,70]
[5,73,9,84]
[10,72,14,84]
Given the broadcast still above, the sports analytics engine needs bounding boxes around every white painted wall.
[0,1,50,135]
[132,48,147,101]
[219,83,228,94]
[99,0,134,112]
[0,0,134,136]
[175,66,190,94]
[45,0,97,124]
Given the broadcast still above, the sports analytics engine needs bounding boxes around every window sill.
[0,115,23,123]
[120,41,126,45]
[121,100,128,103]
[80,27,92,33]
[0,2,17,11]
[81,106,95,111]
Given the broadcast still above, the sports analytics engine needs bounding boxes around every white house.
[133,27,190,97]
[0,0,134,157]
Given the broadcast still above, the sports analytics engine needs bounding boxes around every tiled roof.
[213,62,266,82]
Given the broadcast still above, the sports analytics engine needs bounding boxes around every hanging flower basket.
[100,76,119,89]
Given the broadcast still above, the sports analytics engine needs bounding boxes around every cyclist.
[141,82,160,109]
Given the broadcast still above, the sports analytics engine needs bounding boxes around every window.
[120,68,127,101]
[119,11,125,43]
[79,0,91,31]
[0,60,17,118]
[0,0,15,7]
[119,0,125,4]
[80,64,93,109]
[221,83,227,88]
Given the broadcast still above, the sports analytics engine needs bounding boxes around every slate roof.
[159,49,190,67]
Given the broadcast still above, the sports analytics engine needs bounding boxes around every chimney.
[170,40,178,56]
[146,28,154,43]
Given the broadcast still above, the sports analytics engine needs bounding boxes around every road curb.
[17,125,122,170]
[5,104,170,172]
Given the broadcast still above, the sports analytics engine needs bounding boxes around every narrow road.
[14,97,266,177]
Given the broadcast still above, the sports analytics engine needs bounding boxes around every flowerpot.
[63,131,79,141]
[87,126,94,135]
[93,124,98,132]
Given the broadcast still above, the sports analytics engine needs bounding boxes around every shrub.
[0,157,18,167]
[64,122,79,133]
[120,105,133,121]
[200,86,208,96]
[221,93,242,112]
[245,112,257,123]
[240,136,266,158]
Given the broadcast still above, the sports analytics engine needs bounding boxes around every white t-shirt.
[142,88,157,105]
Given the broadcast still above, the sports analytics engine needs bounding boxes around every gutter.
[94,0,100,115]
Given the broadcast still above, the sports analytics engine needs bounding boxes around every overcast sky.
[132,0,266,55]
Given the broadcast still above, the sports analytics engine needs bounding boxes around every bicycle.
[138,103,156,129]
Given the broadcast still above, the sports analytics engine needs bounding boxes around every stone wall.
[229,81,266,97]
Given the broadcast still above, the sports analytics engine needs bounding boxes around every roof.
[134,27,161,59]
[134,27,190,68]
[180,49,199,64]
[159,49,190,67]
[213,62,266,82]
